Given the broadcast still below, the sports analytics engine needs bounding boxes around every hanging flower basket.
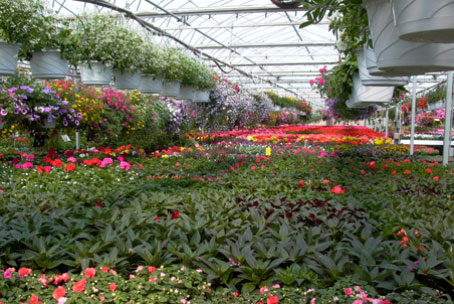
[30,49,69,79]
[162,80,181,97]
[352,75,394,106]
[114,70,141,90]
[0,40,20,76]
[178,86,195,101]
[392,0,454,43]
[357,49,408,86]
[79,61,113,86]
[43,119,56,129]
[140,74,163,94]
[365,0,454,75]
[193,90,211,103]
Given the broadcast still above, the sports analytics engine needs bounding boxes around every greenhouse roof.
[50,0,445,110]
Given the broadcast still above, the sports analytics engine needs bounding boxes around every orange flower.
[64,164,76,172]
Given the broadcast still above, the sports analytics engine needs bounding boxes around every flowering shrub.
[0,75,81,131]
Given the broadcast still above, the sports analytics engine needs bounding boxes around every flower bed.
[0,127,453,303]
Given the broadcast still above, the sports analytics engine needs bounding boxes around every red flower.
[403,170,411,175]
[64,164,76,172]
[425,168,432,174]
[148,266,156,274]
[171,210,180,219]
[29,294,39,304]
[18,267,32,277]
[433,176,439,181]
[84,267,96,278]
[53,286,66,300]
[267,296,279,304]
[72,278,87,293]
[50,159,63,167]
[101,267,109,272]
[298,180,304,188]
[331,185,345,194]
[108,283,117,291]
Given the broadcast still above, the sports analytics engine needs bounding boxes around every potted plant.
[109,22,145,90]
[67,15,119,86]
[0,0,57,76]
[140,44,166,94]
[161,47,184,97]
[392,0,454,43]
[192,61,216,103]
[178,55,198,101]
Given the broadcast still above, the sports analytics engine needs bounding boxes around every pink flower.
[260,286,269,294]
[67,156,77,163]
[344,288,353,295]
[331,185,345,194]
[252,166,256,171]
[272,284,281,289]
[84,267,96,278]
[119,161,130,171]
[3,271,12,279]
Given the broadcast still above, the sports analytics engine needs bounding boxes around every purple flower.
[62,100,69,105]
[42,87,54,94]
[77,113,83,119]
[22,94,28,100]
[27,88,34,94]
[63,119,68,127]
[75,120,80,126]
[20,85,28,90]
[22,109,27,115]
[8,87,17,93]
[3,271,12,279]
[0,109,7,116]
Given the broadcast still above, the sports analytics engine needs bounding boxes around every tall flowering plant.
[0,76,81,131]
[48,80,143,141]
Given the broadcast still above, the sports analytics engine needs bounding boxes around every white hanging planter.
[30,49,69,79]
[79,61,113,86]
[43,119,56,129]
[140,74,163,94]
[365,0,454,75]
[193,90,211,103]
[178,85,195,101]
[392,0,454,43]
[352,75,394,106]
[357,49,409,86]
[162,80,181,97]
[114,70,141,90]
[0,41,20,76]
[346,98,369,109]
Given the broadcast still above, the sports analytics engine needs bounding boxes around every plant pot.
[193,90,211,103]
[357,49,409,86]
[392,0,454,43]
[140,74,163,94]
[365,0,454,75]
[30,49,69,79]
[43,119,56,129]
[346,98,369,109]
[79,62,113,86]
[0,41,20,76]
[178,85,195,101]
[114,70,141,90]
[162,81,181,97]
[352,75,394,106]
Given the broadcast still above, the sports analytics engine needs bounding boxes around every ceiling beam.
[196,42,336,49]
[136,5,307,18]
[225,71,324,77]
[210,61,337,67]
[161,21,329,30]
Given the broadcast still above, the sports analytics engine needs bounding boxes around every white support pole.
[443,71,453,166]
[76,131,80,150]
[410,77,417,156]
[385,107,389,138]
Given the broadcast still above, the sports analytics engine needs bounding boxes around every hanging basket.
[79,61,113,86]
[365,0,454,75]
[30,49,69,79]
[392,0,454,43]
[193,90,211,103]
[162,80,181,97]
[352,75,394,106]
[43,119,56,129]
[140,74,163,94]
[357,49,408,86]
[178,86,195,101]
[346,98,369,109]
[0,41,20,76]
[114,71,141,90]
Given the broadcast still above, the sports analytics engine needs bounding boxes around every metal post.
[76,131,80,150]
[385,107,389,138]
[443,71,453,166]
[410,77,417,156]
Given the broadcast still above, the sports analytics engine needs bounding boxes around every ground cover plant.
[0,126,453,303]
